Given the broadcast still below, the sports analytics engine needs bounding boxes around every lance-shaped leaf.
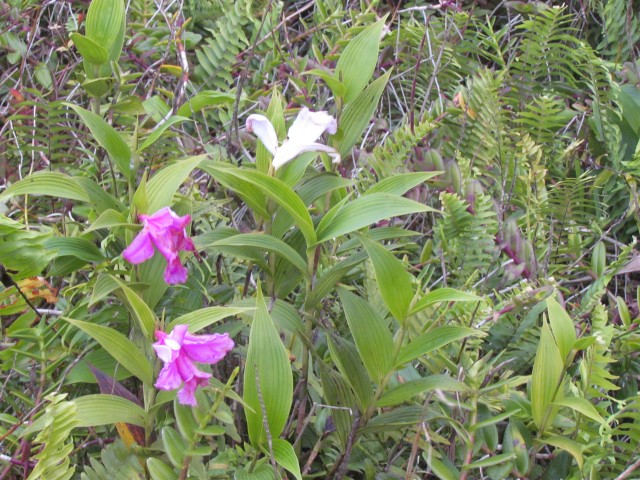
[546,297,576,362]
[338,70,391,157]
[397,326,484,366]
[531,320,564,432]
[67,104,132,178]
[201,162,316,246]
[74,394,148,427]
[335,18,386,102]
[0,172,90,202]
[361,236,414,324]
[145,155,206,213]
[64,318,153,386]
[315,192,434,243]
[70,33,108,64]
[271,439,302,480]
[243,286,293,447]
[410,288,482,315]
[337,287,394,384]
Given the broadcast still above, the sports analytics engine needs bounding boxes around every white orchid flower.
[246,107,340,170]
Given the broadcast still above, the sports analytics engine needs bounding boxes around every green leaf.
[335,18,386,102]
[337,287,394,383]
[86,209,129,232]
[397,326,484,366]
[145,155,205,213]
[74,394,147,427]
[464,453,516,470]
[361,236,414,323]
[161,426,187,467]
[67,104,132,178]
[34,62,52,89]
[0,172,90,202]
[306,249,368,309]
[243,286,293,447]
[365,171,440,196]
[64,318,153,385]
[146,458,178,480]
[546,297,576,361]
[316,192,433,243]
[539,435,583,470]
[410,288,483,315]
[203,162,316,246]
[503,422,529,475]
[301,69,346,98]
[66,349,132,384]
[271,439,302,480]
[85,0,125,63]
[89,273,120,306]
[426,457,460,480]
[200,162,269,219]
[75,177,124,213]
[138,116,191,153]
[43,237,105,262]
[207,233,309,277]
[174,400,198,440]
[531,320,564,432]
[234,464,274,480]
[317,362,356,447]
[377,375,467,407]
[471,408,522,432]
[167,306,253,332]
[176,91,235,117]
[338,70,391,157]
[82,77,114,97]
[553,397,605,425]
[327,336,374,411]
[110,276,157,338]
[70,32,108,64]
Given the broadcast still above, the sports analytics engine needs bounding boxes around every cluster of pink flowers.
[123,207,235,405]
[122,206,195,285]
[152,325,234,406]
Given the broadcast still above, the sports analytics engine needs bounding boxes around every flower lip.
[246,106,340,170]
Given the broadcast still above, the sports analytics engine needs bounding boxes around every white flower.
[246,107,340,170]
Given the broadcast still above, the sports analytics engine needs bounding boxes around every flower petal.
[182,332,235,363]
[246,114,278,155]
[272,142,341,171]
[164,257,189,284]
[286,107,337,146]
[155,361,183,391]
[122,230,155,264]
[177,374,210,406]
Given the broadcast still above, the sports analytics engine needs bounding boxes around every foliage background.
[2,0,640,479]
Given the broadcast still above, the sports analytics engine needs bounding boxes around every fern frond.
[369,120,434,178]
[510,6,582,95]
[596,0,640,64]
[26,394,78,480]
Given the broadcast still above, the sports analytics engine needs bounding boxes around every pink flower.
[153,324,235,406]
[122,207,195,284]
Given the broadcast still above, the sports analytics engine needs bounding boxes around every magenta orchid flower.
[122,207,195,285]
[153,324,234,406]
[246,106,340,170]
